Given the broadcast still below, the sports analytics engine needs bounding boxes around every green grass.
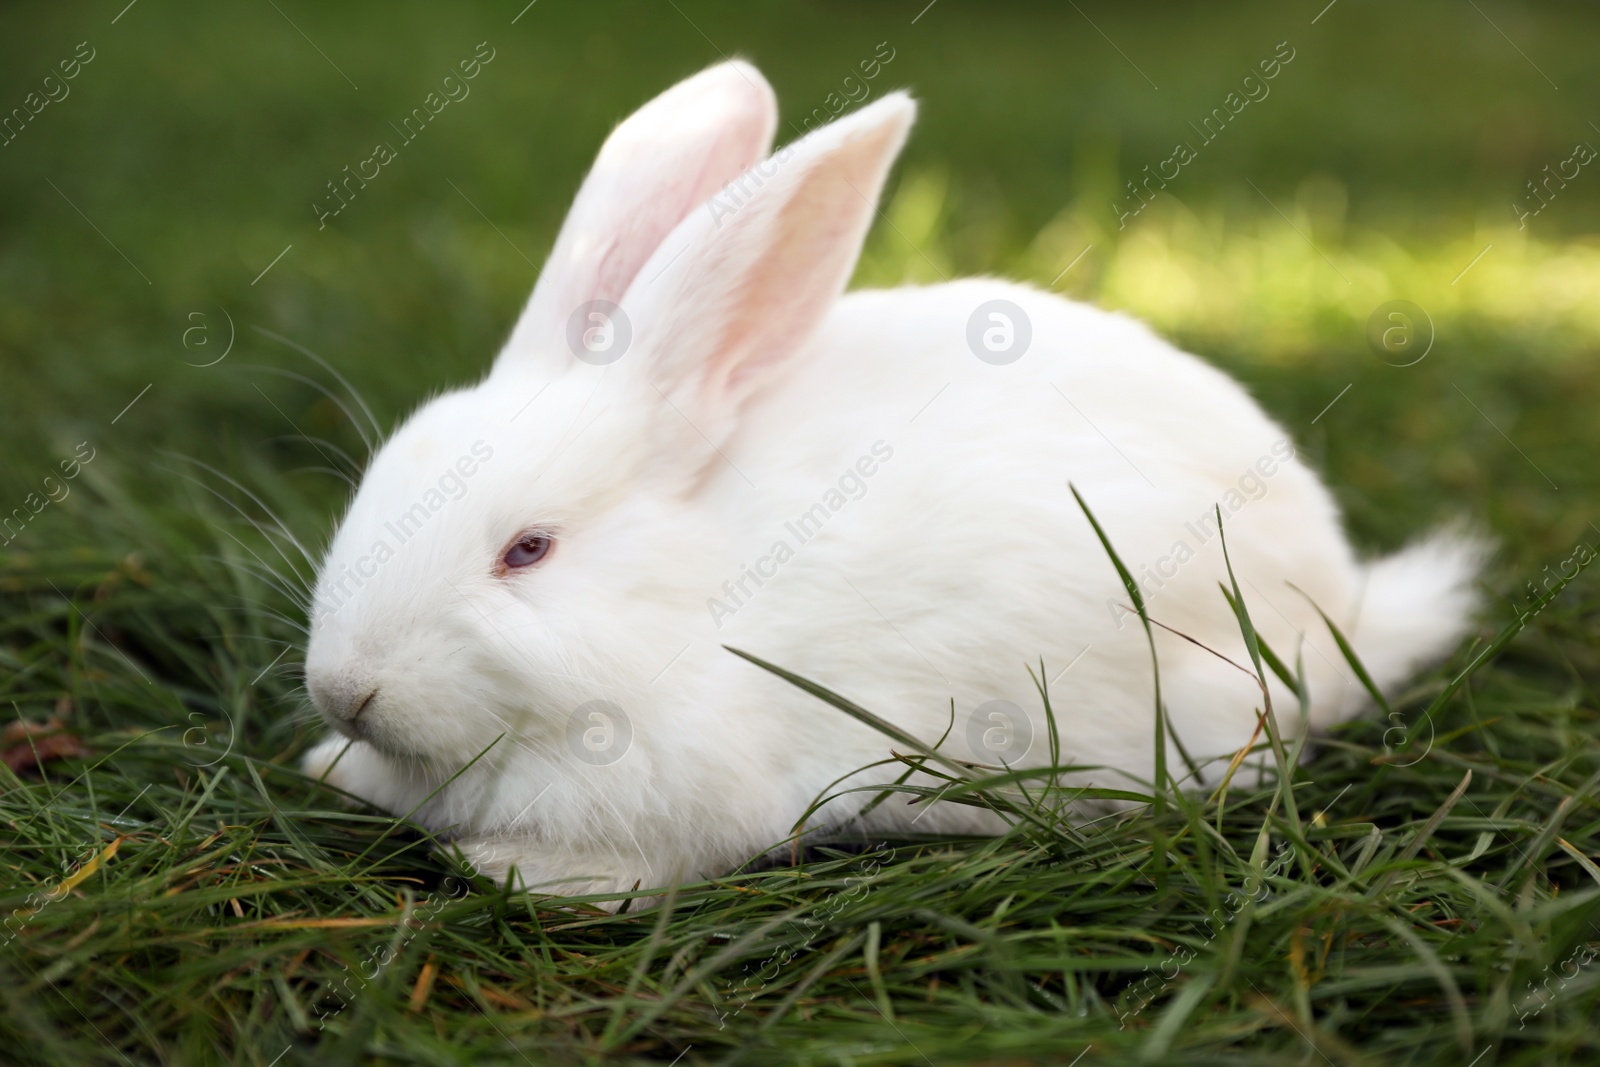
[4,0,1600,1063]
[3,484,1599,1065]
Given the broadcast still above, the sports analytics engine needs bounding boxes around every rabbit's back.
[709,279,1365,802]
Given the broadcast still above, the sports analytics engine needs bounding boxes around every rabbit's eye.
[502,533,553,570]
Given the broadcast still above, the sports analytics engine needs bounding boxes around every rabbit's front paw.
[453,836,655,910]
[302,735,348,779]
[302,734,369,793]
[300,735,397,812]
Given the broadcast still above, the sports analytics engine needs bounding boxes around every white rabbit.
[302,60,1483,898]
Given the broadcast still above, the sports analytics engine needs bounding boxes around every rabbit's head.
[304,60,915,796]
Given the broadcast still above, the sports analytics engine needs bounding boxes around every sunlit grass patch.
[862,170,1600,364]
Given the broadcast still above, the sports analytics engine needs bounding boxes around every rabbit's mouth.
[331,713,372,746]
[325,697,418,760]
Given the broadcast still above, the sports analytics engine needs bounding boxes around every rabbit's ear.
[622,93,915,446]
[494,60,777,376]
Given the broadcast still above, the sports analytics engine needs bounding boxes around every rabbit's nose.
[310,673,380,725]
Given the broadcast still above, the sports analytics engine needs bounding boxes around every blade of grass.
[1214,509,1306,870]
[1070,484,1170,887]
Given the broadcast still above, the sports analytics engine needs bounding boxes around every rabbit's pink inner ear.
[714,160,888,397]
[497,61,778,369]
[629,93,916,437]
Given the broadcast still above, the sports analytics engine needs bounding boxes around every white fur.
[301,62,1484,898]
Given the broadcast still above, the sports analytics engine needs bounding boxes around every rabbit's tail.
[1349,527,1488,698]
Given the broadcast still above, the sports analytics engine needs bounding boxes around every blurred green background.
[2,0,1598,581]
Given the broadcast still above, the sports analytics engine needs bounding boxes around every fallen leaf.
[2,718,87,773]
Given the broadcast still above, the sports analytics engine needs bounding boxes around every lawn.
[3,1,1599,1063]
